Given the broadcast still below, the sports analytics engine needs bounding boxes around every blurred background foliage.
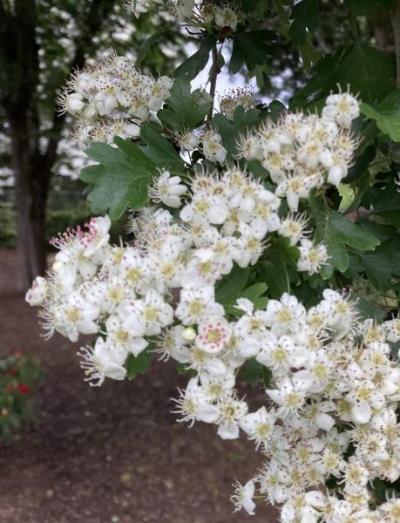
[1,0,400,294]
[0,0,187,287]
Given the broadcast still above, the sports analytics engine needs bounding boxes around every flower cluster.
[26,91,400,522]
[238,93,360,211]
[172,1,240,30]
[226,297,400,523]
[59,52,172,144]
[27,190,400,520]
[177,129,228,164]
[26,166,325,386]
[200,130,227,164]
[220,87,255,120]
[124,0,241,30]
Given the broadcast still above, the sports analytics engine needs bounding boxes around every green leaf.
[325,238,349,274]
[140,123,184,170]
[329,212,381,251]
[289,0,320,45]
[240,283,268,309]
[373,179,400,227]
[309,195,380,275]
[175,36,215,81]
[239,359,272,388]
[215,265,250,306]
[158,79,211,131]
[362,235,400,290]
[136,32,165,67]
[261,238,299,298]
[298,45,395,104]
[81,138,157,219]
[355,298,386,322]
[230,30,276,74]
[212,106,261,159]
[126,349,153,380]
[309,196,380,250]
[334,45,395,103]
[361,90,400,142]
[175,363,196,377]
[262,260,290,298]
[298,38,321,70]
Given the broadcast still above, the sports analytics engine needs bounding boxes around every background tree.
[0,0,184,290]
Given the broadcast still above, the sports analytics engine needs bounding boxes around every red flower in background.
[18,384,30,395]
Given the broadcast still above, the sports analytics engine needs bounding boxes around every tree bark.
[8,112,49,291]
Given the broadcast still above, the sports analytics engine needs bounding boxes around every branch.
[207,44,219,123]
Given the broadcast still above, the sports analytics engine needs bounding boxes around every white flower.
[54,292,100,342]
[172,378,220,426]
[263,293,306,335]
[176,286,224,325]
[318,289,357,338]
[322,92,360,129]
[297,239,328,275]
[25,276,48,306]
[217,396,248,439]
[383,316,400,343]
[257,335,308,373]
[279,213,310,246]
[65,92,85,113]
[346,380,384,424]
[230,480,256,516]
[379,498,400,522]
[240,407,276,448]
[150,170,187,208]
[202,131,227,164]
[149,76,172,111]
[134,289,174,336]
[220,87,254,120]
[179,130,199,151]
[78,338,127,386]
[106,315,148,357]
[266,377,306,416]
[199,371,235,400]
[275,175,314,211]
[215,7,238,31]
[156,325,191,363]
[196,316,231,354]
[94,91,118,115]
[295,350,333,393]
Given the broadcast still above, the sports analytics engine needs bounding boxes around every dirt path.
[0,250,277,523]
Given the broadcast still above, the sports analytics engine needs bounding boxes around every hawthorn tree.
[26,0,400,520]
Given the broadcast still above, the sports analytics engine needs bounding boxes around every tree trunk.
[392,1,400,88]
[9,114,49,291]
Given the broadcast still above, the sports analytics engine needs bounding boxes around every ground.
[0,250,278,523]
